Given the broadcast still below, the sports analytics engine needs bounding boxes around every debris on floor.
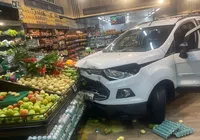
[140,129,146,134]
[104,128,113,135]
[178,120,183,123]
[117,136,125,140]
[148,124,158,129]
[152,120,194,139]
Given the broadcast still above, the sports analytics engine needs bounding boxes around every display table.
[0,80,85,140]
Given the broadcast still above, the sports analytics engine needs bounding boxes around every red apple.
[13,103,18,108]
[0,96,4,101]
[34,91,39,94]
[20,109,29,119]
[18,100,23,106]
[28,91,34,95]
[30,97,36,103]
[27,94,34,99]
[8,105,14,110]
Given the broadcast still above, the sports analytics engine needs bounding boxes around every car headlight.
[103,69,132,80]
[103,64,140,80]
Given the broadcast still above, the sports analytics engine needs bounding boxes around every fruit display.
[0,92,20,101]
[0,90,60,124]
[27,29,40,37]
[1,29,18,37]
[103,29,122,35]
[17,74,75,95]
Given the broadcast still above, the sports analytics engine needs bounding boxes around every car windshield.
[103,25,174,52]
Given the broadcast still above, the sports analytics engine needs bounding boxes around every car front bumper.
[86,100,147,117]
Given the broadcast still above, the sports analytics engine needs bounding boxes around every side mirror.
[179,42,188,59]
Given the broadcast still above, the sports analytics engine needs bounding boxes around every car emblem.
[86,69,92,75]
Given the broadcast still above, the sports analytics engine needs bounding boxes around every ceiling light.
[156,8,160,11]
[152,12,155,15]
[0,22,4,26]
[158,0,165,4]
[127,13,129,16]
[98,17,102,20]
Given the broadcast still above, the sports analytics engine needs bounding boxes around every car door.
[174,21,200,87]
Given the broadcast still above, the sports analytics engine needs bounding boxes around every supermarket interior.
[1,0,200,140]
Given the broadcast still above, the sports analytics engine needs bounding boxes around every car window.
[103,25,174,53]
[173,22,198,53]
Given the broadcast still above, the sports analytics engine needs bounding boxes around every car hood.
[76,49,165,69]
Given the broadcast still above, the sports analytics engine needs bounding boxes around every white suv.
[76,15,200,123]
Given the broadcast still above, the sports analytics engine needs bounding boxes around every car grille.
[80,76,110,101]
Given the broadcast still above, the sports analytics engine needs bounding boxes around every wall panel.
[177,0,200,14]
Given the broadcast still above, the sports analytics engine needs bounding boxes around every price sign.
[72,84,77,92]
[12,1,20,8]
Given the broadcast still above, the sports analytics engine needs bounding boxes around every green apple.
[46,102,53,108]
[27,102,33,106]
[40,90,45,94]
[40,109,46,114]
[0,114,5,121]
[13,107,19,112]
[32,115,39,121]
[13,110,19,114]
[29,110,35,115]
[3,108,7,112]
[23,97,29,102]
[44,93,49,97]
[42,99,49,105]
[13,112,20,121]
[33,105,40,113]
[34,101,41,106]
[22,102,29,109]
[45,96,52,102]
[28,105,34,110]
[39,115,45,120]
[50,96,57,102]
[0,110,4,115]
[6,109,14,116]
[41,105,45,109]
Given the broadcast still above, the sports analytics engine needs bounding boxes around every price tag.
[72,84,77,92]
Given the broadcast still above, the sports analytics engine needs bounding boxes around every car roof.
[132,15,200,29]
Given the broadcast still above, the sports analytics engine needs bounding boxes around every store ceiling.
[77,8,155,28]
[101,8,154,21]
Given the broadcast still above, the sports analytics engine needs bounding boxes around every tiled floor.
[78,92,200,140]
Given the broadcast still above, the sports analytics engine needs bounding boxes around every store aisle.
[77,92,200,140]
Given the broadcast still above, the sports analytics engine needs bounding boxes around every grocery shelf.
[24,23,69,30]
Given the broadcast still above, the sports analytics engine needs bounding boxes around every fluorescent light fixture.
[0,22,4,26]
[98,17,102,20]
[156,8,160,11]
[150,42,154,50]
[143,31,147,36]
[158,0,165,4]
[134,26,139,29]
[152,12,155,15]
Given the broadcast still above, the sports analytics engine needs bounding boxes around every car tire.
[149,86,166,124]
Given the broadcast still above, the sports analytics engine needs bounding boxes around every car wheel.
[149,86,166,124]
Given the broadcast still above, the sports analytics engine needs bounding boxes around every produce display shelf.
[24,23,69,30]
[0,80,80,138]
